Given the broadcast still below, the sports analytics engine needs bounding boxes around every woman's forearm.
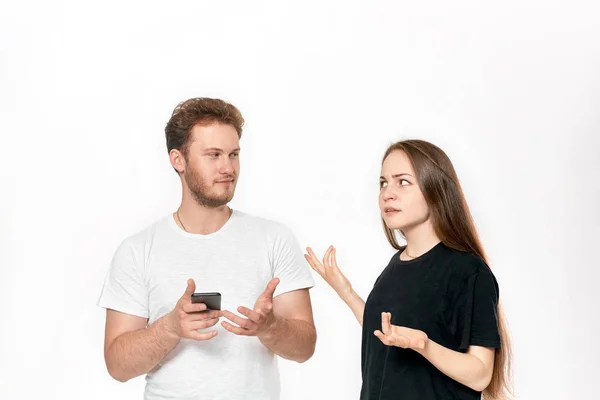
[415,339,493,392]
[339,288,366,326]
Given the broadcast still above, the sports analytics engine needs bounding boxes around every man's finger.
[183,278,196,297]
[222,310,253,329]
[182,302,207,313]
[262,277,280,299]
[257,299,273,314]
[188,330,218,341]
[238,306,262,323]
[189,318,220,330]
[186,309,221,321]
[221,321,252,336]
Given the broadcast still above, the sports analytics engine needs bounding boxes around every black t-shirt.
[360,242,501,400]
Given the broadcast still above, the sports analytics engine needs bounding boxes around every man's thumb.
[183,278,196,297]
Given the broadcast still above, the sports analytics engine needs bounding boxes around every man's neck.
[175,198,233,235]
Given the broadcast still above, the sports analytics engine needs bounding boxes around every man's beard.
[184,167,236,208]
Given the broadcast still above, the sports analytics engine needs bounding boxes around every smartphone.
[191,292,222,310]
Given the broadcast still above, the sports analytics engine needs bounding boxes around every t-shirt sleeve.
[267,224,315,297]
[97,240,149,319]
[453,261,501,351]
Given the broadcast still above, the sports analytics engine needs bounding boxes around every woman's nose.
[382,186,397,201]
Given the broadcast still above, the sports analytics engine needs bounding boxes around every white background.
[1,1,599,399]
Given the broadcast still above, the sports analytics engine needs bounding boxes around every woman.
[305,140,512,400]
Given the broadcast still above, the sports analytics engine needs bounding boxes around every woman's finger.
[331,246,339,269]
[381,312,391,335]
[304,254,318,271]
[305,248,325,274]
[306,257,325,276]
[323,246,333,269]
[374,330,388,345]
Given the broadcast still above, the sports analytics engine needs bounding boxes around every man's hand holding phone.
[220,278,280,338]
[165,279,221,341]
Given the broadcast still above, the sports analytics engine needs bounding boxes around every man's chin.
[190,192,234,208]
[209,193,235,207]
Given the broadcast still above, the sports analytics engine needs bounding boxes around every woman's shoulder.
[439,244,493,279]
[438,245,499,299]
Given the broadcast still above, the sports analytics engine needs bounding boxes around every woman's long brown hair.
[382,140,513,400]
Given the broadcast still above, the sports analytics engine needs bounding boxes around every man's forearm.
[258,317,316,363]
[105,316,180,382]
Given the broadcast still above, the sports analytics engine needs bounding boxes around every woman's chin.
[383,218,406,231]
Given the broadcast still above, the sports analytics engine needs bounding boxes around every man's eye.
[230,153,239,158]
[209,153,219,157]
[380,181,387,188]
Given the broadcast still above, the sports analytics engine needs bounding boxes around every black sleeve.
[453,261,501,351]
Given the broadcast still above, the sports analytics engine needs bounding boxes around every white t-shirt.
[97,210,315,400]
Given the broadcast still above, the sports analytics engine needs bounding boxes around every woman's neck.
[402,219,441,258]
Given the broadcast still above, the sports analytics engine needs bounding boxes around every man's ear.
[170,149,185,174]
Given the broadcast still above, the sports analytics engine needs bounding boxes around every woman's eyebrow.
[380,173,414,180]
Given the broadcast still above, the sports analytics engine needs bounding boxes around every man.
[98,97,317,400]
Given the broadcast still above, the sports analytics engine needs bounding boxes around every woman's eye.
[400,179,410,186]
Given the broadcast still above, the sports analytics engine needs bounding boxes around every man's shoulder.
[235,210,286,229]
[117,215,171,250]
[234,210,294,237]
